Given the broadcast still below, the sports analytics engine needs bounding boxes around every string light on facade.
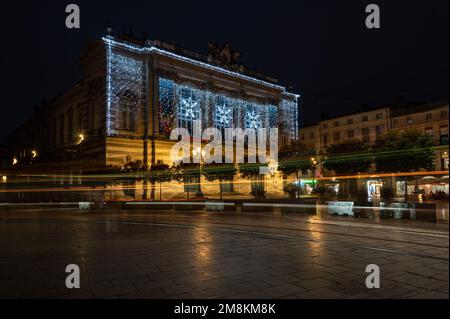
[181,97,199,119]
[216,104,232,126]
[103,36,299,141]
[103,37,300,99]
[246,111,261,129]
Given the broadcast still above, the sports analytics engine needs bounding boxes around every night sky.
[0,0,448,143]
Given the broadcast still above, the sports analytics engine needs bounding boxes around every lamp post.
[193,147,206,198]
[311,157,318,190]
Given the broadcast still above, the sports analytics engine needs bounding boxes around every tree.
[372,130,435,200]
[372,130,435,173]
[322,140,372,199]
[148,160,173,201]
[239,163,268,199]
[202,163,237,200]
[278,152,316,198]
[323,141,372,175]
[120,157,143,200]
[172,161,200,200]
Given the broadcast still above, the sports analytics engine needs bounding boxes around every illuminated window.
[440,125,448,145]
[441,152,449,170]
[178,87,200,133]
[425,127,433,139]
[214,96,233,130]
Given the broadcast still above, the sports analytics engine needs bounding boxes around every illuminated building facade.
[8,34,299,173]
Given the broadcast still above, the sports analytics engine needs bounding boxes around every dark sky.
[0,0,448,142]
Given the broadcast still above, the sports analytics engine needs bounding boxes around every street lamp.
[193,147,206,197]
[31,150,38,159]
[76,134,85,145]
[12,157,18,166]
[311,157,319,189]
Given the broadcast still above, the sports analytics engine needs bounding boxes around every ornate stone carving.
[207,42,243,72]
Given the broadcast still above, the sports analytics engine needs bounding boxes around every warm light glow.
[193,147,205,158]
[77,134,85,145]
[12,157,18,166]
[1,176,6,183]
[31,150,38,159]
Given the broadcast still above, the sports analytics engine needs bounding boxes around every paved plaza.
[0,209,448,299]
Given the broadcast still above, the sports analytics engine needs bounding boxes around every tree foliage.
[323,140,371,175]
[202,163,237,182]
[148,160,173,184]
[172,161,199,184]
[372,130,435,173]
[239,163,267,180]
[278,156,315,177]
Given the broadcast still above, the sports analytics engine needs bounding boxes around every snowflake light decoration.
[181,96,199,119]
[246,110,261,129]
[215,104,232,126]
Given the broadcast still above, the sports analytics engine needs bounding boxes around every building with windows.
[300,107,390,155]
[8,33,299,174]
[298,102,449,197]
[389,103,449,171]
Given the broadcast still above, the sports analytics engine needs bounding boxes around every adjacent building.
[299,102,449,197]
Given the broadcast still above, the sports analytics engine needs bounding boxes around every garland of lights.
[105,37,299,140]
[159,78,293,136]
[103,37,300,99]
[106,44,145,135]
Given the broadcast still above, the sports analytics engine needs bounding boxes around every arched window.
[119,108,136,131]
